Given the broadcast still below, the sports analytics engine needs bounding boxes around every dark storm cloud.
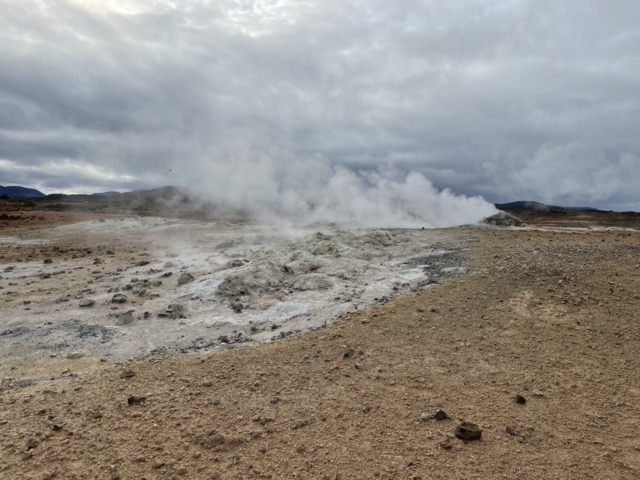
[0,0,639,211]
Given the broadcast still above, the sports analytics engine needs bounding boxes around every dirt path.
[1,220,639,479]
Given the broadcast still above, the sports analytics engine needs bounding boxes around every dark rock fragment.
[435,409,450,421]
[127,395,146,405]
[455,422,482,441]
[506,426,519,436]
[111,293,127,304]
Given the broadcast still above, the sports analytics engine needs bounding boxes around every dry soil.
[1,210,639,479]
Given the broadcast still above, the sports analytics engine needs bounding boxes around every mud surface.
[1,210,639,479]
[1,215,468,373]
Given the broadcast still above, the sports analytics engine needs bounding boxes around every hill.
[0,185,45,198]
[495,200,600,212]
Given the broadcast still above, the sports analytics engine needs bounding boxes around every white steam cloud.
[186,148,496,228]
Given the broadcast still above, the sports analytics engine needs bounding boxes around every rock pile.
[482,211,524,227]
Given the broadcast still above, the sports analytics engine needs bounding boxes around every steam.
[186,148,496,228]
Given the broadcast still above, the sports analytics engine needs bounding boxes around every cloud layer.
[1,0,639,215]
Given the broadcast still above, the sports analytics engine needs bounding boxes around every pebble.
[127,395,147,405]
[79,299,95,307]
[421,410,450,421]
[506,426,519,436]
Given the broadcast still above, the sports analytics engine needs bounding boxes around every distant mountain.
[91,191,121,198]
[496,201,601,212]
[0,185,46,198]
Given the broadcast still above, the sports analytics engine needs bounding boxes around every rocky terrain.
[0,205,639,479]
[0,213,467,371]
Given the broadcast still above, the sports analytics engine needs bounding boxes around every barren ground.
[1,208,639,479]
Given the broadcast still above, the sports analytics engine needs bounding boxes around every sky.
[1,0,639,215]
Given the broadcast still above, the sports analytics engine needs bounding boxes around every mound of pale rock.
[482,211,524,227]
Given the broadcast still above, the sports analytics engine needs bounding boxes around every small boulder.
[455,422,482,441]
[115,310,135,326]
[177,272,194,286]
[79,299,95,308]
[111,293,128,304]
[166,304,184,319]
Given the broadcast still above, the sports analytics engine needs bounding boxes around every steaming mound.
[482,211,524,227]
[214,230,407,301]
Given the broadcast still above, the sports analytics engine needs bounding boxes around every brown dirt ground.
[1,210,640,479]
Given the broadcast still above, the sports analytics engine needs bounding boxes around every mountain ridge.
[0,185,46,198]
[495,200,601,212]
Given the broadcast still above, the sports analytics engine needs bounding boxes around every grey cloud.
[0,0,638,214]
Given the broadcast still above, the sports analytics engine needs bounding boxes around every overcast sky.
[1,0,639,212]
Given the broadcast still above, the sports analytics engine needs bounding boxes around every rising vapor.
[188,148,496,228]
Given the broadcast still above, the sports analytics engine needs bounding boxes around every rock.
[115,310,135,326]
[79,299,95,308]
[111,293,128,304]
[43,258,53,264]
[506,426,519,436]
[455,422,482,441]
[292,418,311,429]
[226,259,244,268]
[482,211,524,227]
[121,369,135,379]
[532,389,545,397]
[166,304,184,319]
[66,351,84,360]
[127,395,146,405]
[25,438,38,450]
[439,439,453,450]
[434,409,450,420]
[515,394,526,404]
[177,272,194,286]
[342,347,355,359]
[421,410,450,421]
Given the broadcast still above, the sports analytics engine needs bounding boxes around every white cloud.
[1,0,639,214]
